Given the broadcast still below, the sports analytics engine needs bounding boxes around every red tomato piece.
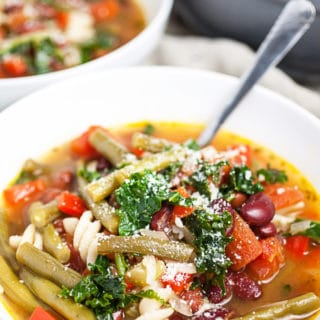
[2,55,28,77]
[70,125,105,160]
[161,272,193,294]
[130,147,144,158]
[285,235,310,258]
[56,191,86,217]
[90,0,120,22]
[29,306,56,320]
[3,179,46,207]
[172,187,194,219]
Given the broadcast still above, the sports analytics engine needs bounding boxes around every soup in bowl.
[0,67,320,320]
[0,0,173,110]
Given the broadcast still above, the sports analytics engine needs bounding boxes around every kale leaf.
[60,255,163,320]
[185,209,232,289]
[143,123,155,135]
[160,161,182,182]
[188,160,228,199]
[220,165,264,200]
[256,166,288,184]
[115,170,192,235]
[78,165,102,183]
[183,139,200,151]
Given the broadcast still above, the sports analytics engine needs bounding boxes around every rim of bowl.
[0,0,173,86]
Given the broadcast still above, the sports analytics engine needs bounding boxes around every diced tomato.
[70,126,105,160]
[3,179,46,207]
[248,237,284,281]
[30,306,56,320]
[227,144,251,167]
[180,288,204,313]
[2,55,28,77]
[6,12,26,32]
[130,147,144,158]
[285,235,310,258]
[55,11,69,30]
[226,213,262,271]
[56,191,86,217]
[90,0,120,22]
[263,183,304,210]
[125,280,135,292]
[172,187,194,219]
[161,271,193,294]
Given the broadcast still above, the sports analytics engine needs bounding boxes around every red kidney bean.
[150,204,173,233]
[207,275,233,304]
[230,192,248,209]
[253,222,277,238]
[231,272,262,300]
[240,192,275,226]
[193,307,233,320]
[210,198,235,236]
[97,157,112,172]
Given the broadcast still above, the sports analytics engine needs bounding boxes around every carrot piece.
[30,306,56,320]
[263,183,304,210]
[3,179,46,207]
[55,11,69,30]
[226,213,262,271]
[2,55,28,77]
[70,125,104,160]
[90,0,120,22]
[247,236,284,280]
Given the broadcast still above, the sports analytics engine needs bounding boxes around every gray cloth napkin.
[146,34,320,118]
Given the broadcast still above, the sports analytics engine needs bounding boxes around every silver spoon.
[197,0,316,147]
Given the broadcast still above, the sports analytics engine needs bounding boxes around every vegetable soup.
[1,122,320,320]
[0,0,145,78]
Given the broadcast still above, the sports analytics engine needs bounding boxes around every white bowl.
[0,0,173,111]
[0,66,320,319]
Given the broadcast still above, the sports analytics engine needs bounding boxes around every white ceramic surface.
[0,66,320,319]
[0,0,173,111]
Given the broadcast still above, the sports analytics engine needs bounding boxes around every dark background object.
[174,0,320,84]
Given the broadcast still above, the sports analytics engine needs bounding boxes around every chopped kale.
[256,166,288,184]
[142,123,155,135]
[188,160,228,199]
[115,170,192,235]
[80,32,114,63]
[220,165,264,199]
[160,161,182,182]
[185,209,232,290]
[60,255,163,320]
[78,166,102,183]
[184,139,200,151]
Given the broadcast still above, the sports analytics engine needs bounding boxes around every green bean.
[132,132,174,153]
[233,293,320,320]
[98,235,194,262]
[43,224,70,264]
[29,200,61,229]
[16,243,81,289]
[0,208,19,272]
[0,256,39,313]
[78,174,119,234]
[87,147,188,202]
[89,128,135,167]
[115,253,127,276]
[20,268,95,320]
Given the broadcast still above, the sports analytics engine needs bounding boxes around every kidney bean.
[231,272,262,300]
[253,222,277,238]
[207,275,233,304]
[150,204,173,233]
[240,192,275,226]
[193,307,233,320]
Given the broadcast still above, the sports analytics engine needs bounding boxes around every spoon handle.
[197,0,316,147]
